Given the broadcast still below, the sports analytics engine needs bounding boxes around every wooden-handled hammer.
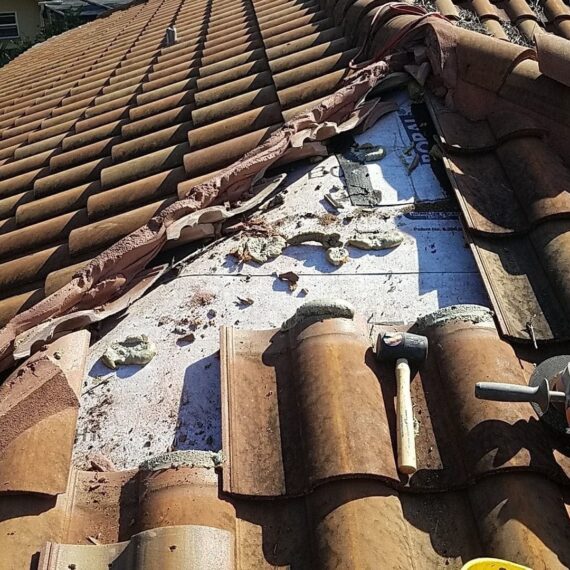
[376,332,429,475]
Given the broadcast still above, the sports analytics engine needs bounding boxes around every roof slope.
[0,0,569,337]
[0,0,355,326]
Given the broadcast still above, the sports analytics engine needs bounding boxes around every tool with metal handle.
[475,378,565,414]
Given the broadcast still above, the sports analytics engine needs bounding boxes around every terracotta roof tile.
[189,103,283,150]
[68,198,176,255]
[101,141,189,187]
[27,118,80,144]
[122,104,193,138]
[536,31,570,86]
[0,289,44,328]
[16,181,102,227]
[50,137,118,172]
[0,150,54,180]
[183,126,279,177]
[12,134,67,160]
[87,167,186,219]
[0,244,71,294]
[0,329,89,496]
[0,210,88,262]
[33,157,112,198]
[0,168,47,199]
[59,121,123,153]
[436,0,461,18]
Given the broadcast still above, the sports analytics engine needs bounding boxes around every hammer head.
[376,332,428,364]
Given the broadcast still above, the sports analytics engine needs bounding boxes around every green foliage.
[0,7,84,67]
[40,6,83,40]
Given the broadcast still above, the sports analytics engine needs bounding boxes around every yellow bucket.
[462,558,531,570]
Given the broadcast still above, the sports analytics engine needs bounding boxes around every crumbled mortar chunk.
[326,246,350,266]
[140,450,223,471]
[415,305,494,330]
[348,230,405,250]
[288,231,342,248]
[101,335,157,369]
[281,298,355,330]
[232,235,287,263]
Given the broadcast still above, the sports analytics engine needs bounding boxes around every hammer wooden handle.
[396,358,417,475]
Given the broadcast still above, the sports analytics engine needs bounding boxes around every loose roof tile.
[0,329,89,496]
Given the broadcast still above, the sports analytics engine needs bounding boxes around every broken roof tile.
[0,329,89,496]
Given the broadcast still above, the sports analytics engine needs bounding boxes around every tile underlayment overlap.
[3,305,570,568]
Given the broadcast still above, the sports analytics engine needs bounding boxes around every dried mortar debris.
[348,230,405,250]
[281,298,355,330]
[232,235,287,263]
[101,335,157,369]
[288,231,343,248]
[326,247,350,266]
[414,305,494,331]
[140,450,222,471]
